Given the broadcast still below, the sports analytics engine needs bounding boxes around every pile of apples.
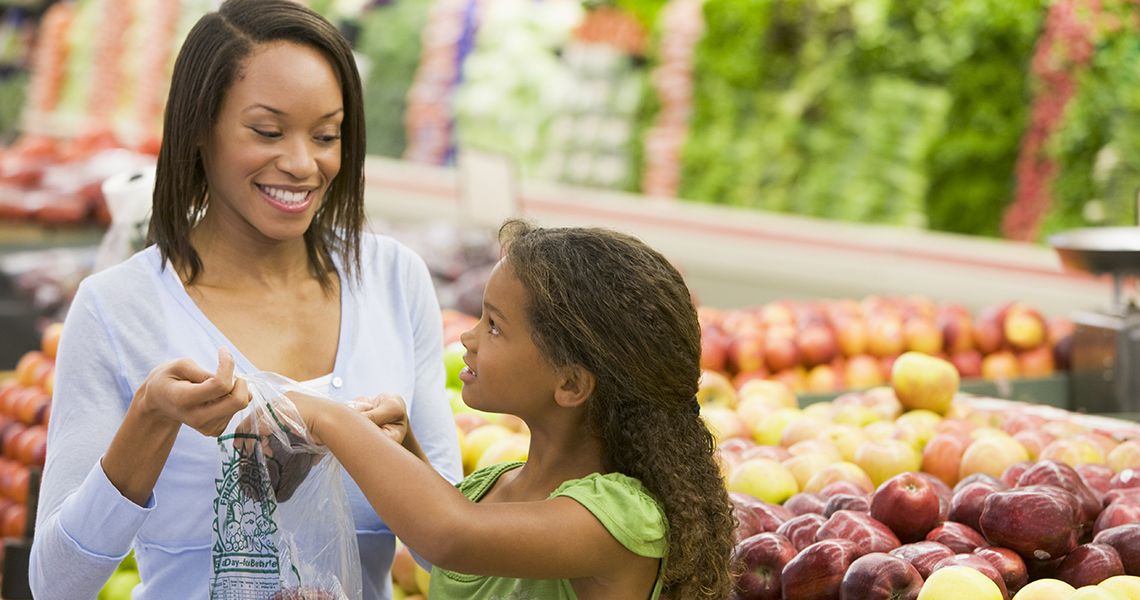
[714,351,1140,599]
[697,295,1070,395]
[0,322,58,544]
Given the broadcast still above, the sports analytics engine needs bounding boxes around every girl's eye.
[488,318,501,336]
[251,128,282,139]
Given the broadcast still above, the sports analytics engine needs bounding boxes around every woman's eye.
[251,128,281,139]
[315,133,341,144]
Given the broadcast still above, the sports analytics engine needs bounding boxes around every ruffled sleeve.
[457,461,525,501]
[551,472,668,558]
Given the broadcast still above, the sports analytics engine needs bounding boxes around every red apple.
[950,480,1006,533]
[728,330,767,376]
[820,480,873,499]
[824,494,870,517]
[1054,543,1124,588]
[777,513,828,551]
[870,472,942,543]
[973,305,1007,354]
[1094,502,1140,535]
[1000,461,1033,488]
[938,307,975,354]
[1093,524,1140,576]
[1110,468,1140,489]
[932,554,1010,599]
[701,328,732,373]
[1017,345,1055,377]
[949,349,983,379]
[765,334,800,373]
[1076,463,1115,500]
[973,546,1028,596]
[839,552,923,600]
[923,432,969,487]
[1015,460,1102,530]
[799,324,839,367]
[816,510,901,555]
[731,532,798,600]
[925,521,989,554]
[781,538,859,600]
[979,485,1083,562]
[731,492,792,541]
[784,492,827,516]
[890,541,955,579]
[981,351,1020,382]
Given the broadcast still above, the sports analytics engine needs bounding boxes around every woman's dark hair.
[148,0,366,287]
[498,220,735,599]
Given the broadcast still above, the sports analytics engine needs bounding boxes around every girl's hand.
[135,348,251,437]
[348,393,410,445]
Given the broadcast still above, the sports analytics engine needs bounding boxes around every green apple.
[443,341,466,391]
[99,570,141,600]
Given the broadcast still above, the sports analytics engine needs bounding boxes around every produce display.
[696,295,1071,397]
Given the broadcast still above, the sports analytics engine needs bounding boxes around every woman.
[29,1,462,598]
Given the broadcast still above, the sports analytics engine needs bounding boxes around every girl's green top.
[427,461,668,600]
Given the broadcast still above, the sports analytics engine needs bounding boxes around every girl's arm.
[298,396,640,580]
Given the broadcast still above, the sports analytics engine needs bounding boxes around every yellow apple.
[1011,578,1076,600]
[751,407,801,446]
[461,424,514,474]
[783,452,837,490]
[727,457,799,504]
[817,424,868,462]
[697,369,739,409]
[1108,441,1140,473]
[474,433,530,471]
[803,461,874,495]
[737,379,797,410]
[1039,438,1105,467]
[891,352,960,415]
[1069,586,1128,600]
[853,439,921,487]
[917,565,1004,600]
[780,414,831,447]
[1099,575,1140,599]
[958,435,1030,481]
[788,439,843,461]
[699,404,748,444]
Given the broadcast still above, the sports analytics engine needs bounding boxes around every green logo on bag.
[213,433,280,575]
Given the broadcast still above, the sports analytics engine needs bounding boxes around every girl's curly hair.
[500,220,736,599]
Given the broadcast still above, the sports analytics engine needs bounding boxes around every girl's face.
[200,41,343,243]
[458,259,560,416]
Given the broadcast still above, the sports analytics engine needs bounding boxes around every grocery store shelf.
[364,155,1113,318]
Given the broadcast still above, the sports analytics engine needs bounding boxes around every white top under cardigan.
[29,233,463,600]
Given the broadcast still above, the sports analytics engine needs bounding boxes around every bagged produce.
[210,371,361,600]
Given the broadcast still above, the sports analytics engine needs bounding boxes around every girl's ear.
[554,365,595,409]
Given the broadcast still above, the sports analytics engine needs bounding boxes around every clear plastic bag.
[210,371,362,600]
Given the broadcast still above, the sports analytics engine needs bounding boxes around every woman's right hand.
[134,347,251,436]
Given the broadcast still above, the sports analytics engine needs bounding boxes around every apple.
[1055,543,1125,589]
[697,370,739,409]
[981,351,1020,383]
[870,472,942,543]
[1017,346,1056,378]
[41,322,63,360]
[959,435,1030,482]
[821,480,873,499]
[1040,438,1106,468]
[904,317,944,355]
[738,379,797,410]
[854,439,921,488]
[1104,488,1140,506]
[915,472,954,519]
[728,458,799,505]
[731,532,798,600]
[1004,303,1046,351]
[799,324,839,367]
[1076,463,1116,500]
[938,307,975,354]
[778,513,828,551]
[1008,579,1075,600]
[973,305,1007,354]
[923,432,969,487]
[701,327,731,373]
[474,433,529,471]
[926,521,989,554]
[823,494,870,517]
[1093,525,1140,576]
[804,462,874,495]
[784,493,828,516]
[891,352,959,415]
[835,317,869,357]
[1016,460,1103,528]
[817,424,868,462]
[700,405,749,443]
[728,330,767,375]
[979,486,1083,562]
[765,334,800,373]
[780,414,830,448]
[917,565,1005,600]
[1108,441,1140,473]
[731,492,793,541]
[950,349,984,379]
[1111,468,1140,489]
[442,341,466,391]
[740,444,793,464]
[783,452,836,491]
[1014,430,1058,461]
[461,424,514,473]
[951,480,1006,533]
[932,554,1010,599]
[1095,503,1140,535]
[974,546,1029,596]
[839,552,923,600]
[1097,575,1140,598]
[1001,462,1034,488]
[806,364,842,393]
[891,541,955,579]
[788,439,843,461]
[781,538,859,600]
[867,316,906,358]
[815,510,901,555]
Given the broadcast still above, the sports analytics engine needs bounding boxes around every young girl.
[292,220,737,599]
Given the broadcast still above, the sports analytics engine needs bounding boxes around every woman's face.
[200,41,343,243]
